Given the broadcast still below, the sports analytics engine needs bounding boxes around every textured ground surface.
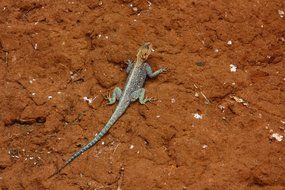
[0,0,285,189]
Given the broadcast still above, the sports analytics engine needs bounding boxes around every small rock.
[193,113,203,120]
[278,10,284,18]
[270,133,283,142]
[230,64,237,72]
[195,61,205,67]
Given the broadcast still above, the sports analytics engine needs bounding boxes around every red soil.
[0,0,284,189]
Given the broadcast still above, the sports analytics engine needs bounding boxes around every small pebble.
[278,10,284,18]
[270,133,283,142]
[193,113,203,120]
[195,61,205,67]
[230,64,237,72]
[133,7,138,12]
[227,40,232,45]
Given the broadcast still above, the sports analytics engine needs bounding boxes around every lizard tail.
[48,107,126,178]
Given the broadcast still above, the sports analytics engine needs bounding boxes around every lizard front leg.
[131,88,155,104]
[126,60,134,73]
[104,87,122,105]
[145,63,167,78]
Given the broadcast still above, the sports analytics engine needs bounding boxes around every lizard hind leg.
[131,88,155,104]
[105,87,122,105]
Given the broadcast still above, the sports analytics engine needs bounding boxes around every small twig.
[200,92,210,104]
[5,51,8,64]
[193,84,210,104]
[113,143,120,154]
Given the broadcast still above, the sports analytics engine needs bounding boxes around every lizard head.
[136,42,154,62]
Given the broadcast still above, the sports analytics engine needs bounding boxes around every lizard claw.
[145,97,157,103]
[125,59,133,65]
[103,93,112,103]
[160,67,168,73]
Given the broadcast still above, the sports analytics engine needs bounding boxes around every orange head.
[136,42,153,62]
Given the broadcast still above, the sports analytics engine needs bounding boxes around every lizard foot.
[140,97,157,104]
[103,87,122,105]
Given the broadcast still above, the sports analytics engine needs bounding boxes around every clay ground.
[0,0,285,189]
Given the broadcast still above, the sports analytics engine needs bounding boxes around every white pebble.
[278,10,284,18]
[218,105,225,111]
[230,64,237,72]
[202,144,208,149]
[31,92,36,96]
[156,115,160,118]
[101,141,105,145]
[227,40,232,45]
[83,96,96,104]
[48,96,53,100]
[130,145,134,149]
[193,113,203,120]
[171,98,175,103]
[133,7,138,12]
[270,133,283,142]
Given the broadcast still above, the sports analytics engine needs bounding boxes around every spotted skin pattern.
[49,43,166,178]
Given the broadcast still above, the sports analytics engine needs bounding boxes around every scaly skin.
[49,42,166,178]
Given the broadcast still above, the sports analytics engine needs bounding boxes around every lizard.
[49,42,166,178]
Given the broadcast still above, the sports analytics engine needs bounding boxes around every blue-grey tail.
[48,106,127,178]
